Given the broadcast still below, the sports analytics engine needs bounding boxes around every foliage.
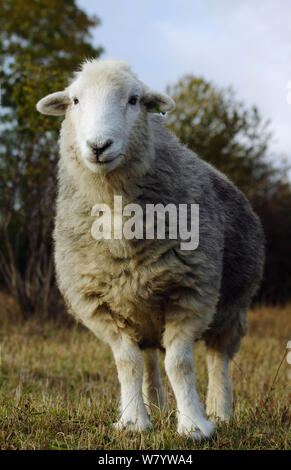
[0,0,103,318]
[254,186,291,303]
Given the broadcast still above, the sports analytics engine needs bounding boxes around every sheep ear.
[36,91,70,116]
[142,90,176,114]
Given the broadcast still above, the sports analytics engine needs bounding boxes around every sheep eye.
[128,95,138,105]
[73,98,79,105]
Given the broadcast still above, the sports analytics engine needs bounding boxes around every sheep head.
[36,58,175,174]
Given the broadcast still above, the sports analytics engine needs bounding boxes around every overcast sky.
[78,0,291,166]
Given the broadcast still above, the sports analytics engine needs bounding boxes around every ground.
[0,292,290,450]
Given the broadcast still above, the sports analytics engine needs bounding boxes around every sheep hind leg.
[142,349,166,412]
[205,337,240,422]
[111,337,152,431]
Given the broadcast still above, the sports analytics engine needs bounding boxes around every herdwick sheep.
[36,58,264,441]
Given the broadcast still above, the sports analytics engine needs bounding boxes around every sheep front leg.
[163,324,215,441]
[142,349,166,411]
[112,337,152,431]
[206,346,232,422]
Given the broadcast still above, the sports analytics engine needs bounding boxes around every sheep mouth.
[95,156,118,165]
[86,154,124,173]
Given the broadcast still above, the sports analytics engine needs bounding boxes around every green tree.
[0,0,103,318]
[167,76,285,201]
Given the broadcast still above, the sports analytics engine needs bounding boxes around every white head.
[36,59,175,174]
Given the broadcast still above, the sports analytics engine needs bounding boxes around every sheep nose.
[87,139,113,158]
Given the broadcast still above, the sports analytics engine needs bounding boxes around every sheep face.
[67,69,144,174]
[36,59,175,174]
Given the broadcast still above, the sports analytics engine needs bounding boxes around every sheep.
[36,58,264,441]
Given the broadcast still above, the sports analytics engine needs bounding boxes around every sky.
[78,0,291,167]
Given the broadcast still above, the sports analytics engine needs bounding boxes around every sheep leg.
[142,349,166,411]
[163,326,215,441]
[112,337,152,431]
[206,346,232,422]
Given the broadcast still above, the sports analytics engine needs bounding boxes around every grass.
[0,291,290,450]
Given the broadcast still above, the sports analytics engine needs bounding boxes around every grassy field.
[0,292,290,450]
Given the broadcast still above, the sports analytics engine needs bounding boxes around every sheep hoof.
[113,417,152,432]
[208,412,230,424]
[206,404,231,423]
[178,419,215,442]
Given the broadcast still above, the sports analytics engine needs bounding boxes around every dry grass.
[0,291,290,450]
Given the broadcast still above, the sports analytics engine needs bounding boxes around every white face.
[67,76,143,173]
[36,60,176,175]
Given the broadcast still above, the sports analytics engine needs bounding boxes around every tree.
[167,76,284,200]
[0,0,103,318]
[167,75,291,303]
